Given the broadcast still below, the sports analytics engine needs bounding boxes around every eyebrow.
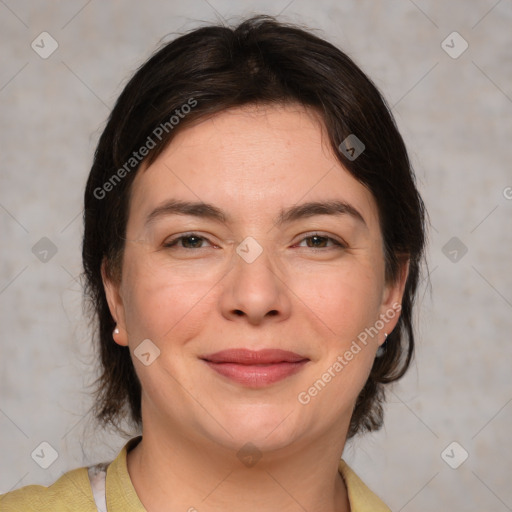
[276,200,366,227]
[144,199,366,228]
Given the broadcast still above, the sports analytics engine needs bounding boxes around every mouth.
[200,349,310,387]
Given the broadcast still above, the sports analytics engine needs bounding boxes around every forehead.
[129,104,379,230]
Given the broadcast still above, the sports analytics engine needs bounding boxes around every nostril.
[233,310,244,316]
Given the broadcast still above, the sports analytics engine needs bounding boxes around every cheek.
[119,251,222,344]
[293,262,384,343]
[295,267,382,419]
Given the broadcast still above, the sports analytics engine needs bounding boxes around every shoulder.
[338,459,391,512]
[0,467,98,512]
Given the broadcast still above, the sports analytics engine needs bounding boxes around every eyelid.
[293,232,348,248]
[162,231,347,250]
[163,232,217,248]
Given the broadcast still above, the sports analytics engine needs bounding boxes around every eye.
[163,233,214,249]
[295,233,346,249]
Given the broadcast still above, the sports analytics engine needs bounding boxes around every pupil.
[309,236,326,248]
[184,236,201,248]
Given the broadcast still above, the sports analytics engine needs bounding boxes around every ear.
[101,258,129,347]
[378,258,410,345]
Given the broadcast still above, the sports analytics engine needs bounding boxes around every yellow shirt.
[0,437,390,511]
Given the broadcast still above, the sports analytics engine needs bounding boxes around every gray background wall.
[1,1,511,510]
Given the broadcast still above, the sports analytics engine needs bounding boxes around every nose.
[219,242,292,325]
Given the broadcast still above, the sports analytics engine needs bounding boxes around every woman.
[1,15,425,512]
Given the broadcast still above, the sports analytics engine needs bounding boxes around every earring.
[376,333,387,358]
[113,326,120,336]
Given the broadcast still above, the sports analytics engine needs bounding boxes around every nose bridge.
[222,236,290,323]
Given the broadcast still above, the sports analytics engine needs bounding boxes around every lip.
[201,349,309,387]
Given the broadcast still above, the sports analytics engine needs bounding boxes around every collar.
[105,436,390,511]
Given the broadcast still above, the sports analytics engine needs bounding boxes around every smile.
[200,349,310,387]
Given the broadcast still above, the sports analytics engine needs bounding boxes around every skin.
[103,103,408,512]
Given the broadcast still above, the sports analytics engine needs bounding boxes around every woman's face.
[104,104,406,453]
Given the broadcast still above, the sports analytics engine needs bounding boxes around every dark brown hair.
[83,15,426,438]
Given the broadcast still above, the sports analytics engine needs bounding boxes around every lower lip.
[204,360,308,387]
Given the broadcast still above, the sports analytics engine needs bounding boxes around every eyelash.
[163,232,346,250]
[163,233,215,250]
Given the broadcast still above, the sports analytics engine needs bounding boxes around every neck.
[126,421,350,512]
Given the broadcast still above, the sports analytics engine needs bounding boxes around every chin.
[202,403,307,453]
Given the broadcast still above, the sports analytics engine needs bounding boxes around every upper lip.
[201,349,309,365]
